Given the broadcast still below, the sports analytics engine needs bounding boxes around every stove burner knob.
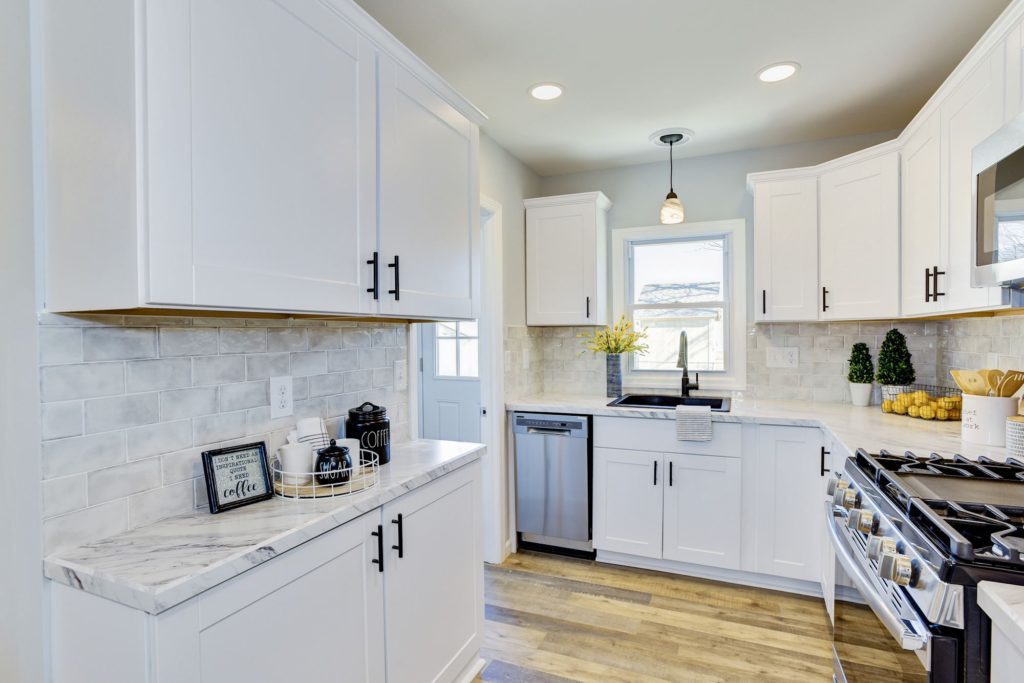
[878,552,917,587]
[847,509,878,535]
[826,478,849,496]
[833,487,860,510]
[867,536,898,560]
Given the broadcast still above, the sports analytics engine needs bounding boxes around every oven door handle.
[825,502,929,652]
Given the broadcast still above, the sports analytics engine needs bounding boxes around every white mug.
[278,443,314,485]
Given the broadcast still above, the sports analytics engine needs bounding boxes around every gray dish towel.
[676,404,712,441]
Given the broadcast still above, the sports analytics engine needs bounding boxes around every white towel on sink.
[676,404,712,441]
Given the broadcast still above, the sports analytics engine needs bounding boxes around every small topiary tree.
[847,343,874,384]
[876,328,915,385]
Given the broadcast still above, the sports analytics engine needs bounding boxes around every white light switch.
[270,376,293,419]
[766,347,799,369]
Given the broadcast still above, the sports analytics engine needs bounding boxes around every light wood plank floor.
[475,551,835,683]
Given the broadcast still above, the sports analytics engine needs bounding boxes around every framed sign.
[201,442,273,514]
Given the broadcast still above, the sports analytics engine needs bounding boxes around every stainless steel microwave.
[973,113,1024,287]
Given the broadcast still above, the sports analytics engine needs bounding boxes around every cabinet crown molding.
[746,139,902,193]
[524,191,613,210]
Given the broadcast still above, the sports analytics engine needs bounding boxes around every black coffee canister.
[346,402,390,465]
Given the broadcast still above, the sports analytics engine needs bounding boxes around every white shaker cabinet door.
[146,0,378,313]
[941,50,1008,312]
[181,515,386,683]
[754,425,826,583]
[901,112,945,317]
[753,178,819,322]
[662,452,742,570]
[378,56,480,320]
[593,447,664,559]
[381,462,483,683]
[819,151,900,320]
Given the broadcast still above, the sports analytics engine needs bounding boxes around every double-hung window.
[612,220,747,390]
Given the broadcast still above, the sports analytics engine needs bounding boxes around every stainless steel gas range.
[826,449,1024,683]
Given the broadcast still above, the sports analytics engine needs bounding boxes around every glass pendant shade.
[660,191,685,224]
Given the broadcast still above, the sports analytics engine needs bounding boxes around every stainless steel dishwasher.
[513,412,592,554]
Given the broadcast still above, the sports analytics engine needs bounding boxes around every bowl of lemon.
[880,386,962,421]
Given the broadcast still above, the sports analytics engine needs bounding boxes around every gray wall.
[0,0,45,678]
[478,133,542,327]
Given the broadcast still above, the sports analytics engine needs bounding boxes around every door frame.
[409,194,506,565]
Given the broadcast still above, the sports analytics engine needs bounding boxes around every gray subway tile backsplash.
[38,314,410,555]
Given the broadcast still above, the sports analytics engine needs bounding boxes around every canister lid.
[348,401,387,421]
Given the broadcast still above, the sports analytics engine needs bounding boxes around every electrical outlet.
[270,376,293,419]
[766,347,799,369]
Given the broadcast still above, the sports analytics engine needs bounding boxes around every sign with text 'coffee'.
[202,442,273,514]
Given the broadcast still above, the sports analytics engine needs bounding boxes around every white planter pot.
[962,395,1018,447]
[849,382,873,407]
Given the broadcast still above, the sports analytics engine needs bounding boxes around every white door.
[662,453,742,569]
[526,202,600,325]
[753,178,819,322]
[901,112,946,316]
[146,0,377,313]
[195,515,386,682]
[593,448,663,559]
[942,50,1008,312]
[383,462,483,683]
[754,425,826,582]
[419,321,481,442]
[378,56,479,320]
[819,152,900,320]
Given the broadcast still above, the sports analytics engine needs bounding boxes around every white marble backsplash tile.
[38,314,410,555]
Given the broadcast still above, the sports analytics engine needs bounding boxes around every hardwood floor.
[475,551,835,682]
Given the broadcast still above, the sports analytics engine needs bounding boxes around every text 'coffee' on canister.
[346,402,391,465]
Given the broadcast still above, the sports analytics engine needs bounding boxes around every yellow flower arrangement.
[578,315,649,355]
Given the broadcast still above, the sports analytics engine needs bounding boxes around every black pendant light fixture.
[659,133,685,224]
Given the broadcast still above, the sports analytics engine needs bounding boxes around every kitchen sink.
[607,394,731,412]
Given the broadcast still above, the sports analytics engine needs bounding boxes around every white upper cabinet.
[752,177,819,322]
[819,151,901,320]
[900,111,944,316]
[941,50,1008,312]
[41,0,483,319]
[525,192,611,326]
[378,56,480,320]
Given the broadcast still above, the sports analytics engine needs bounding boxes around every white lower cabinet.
[663,453,742,569]
[51,462,482,683]
[593,447,663,558]
[754,425,826,582]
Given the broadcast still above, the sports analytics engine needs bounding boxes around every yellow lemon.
[936,408,949,420]
[881,399,894,413]
[894,403,908,415]
[908,405,920,418]
[920,406,936,420]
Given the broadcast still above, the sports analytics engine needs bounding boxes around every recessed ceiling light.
[757,62,800,83]
[529,83,563,101]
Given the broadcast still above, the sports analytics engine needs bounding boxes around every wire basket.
[880,384,962,421]
[271,440,380,499]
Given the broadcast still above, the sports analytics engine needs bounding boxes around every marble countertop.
[44,440,484,615]
[506,394,1014,462]
[979,582,1024,651]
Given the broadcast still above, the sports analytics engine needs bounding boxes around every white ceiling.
[354,0,1011,176]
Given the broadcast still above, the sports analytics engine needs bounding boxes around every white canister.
[1007,416,1024,458]
[961,395,1019,447]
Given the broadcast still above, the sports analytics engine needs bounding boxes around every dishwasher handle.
[525,427,573,436]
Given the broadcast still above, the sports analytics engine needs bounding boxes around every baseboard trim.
[596,550,824,598]
[453,656,486,683]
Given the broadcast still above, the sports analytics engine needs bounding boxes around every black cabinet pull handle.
[932,266,946,299]
[586,296,591,318]
[822,286,829,312]
[669,461,674,487]
[653,460,658,487]
[366,252,379,300]
[391,513,404,558]
[924,267,932,303]
[820,446,831,477]
[387,255,400,301]
[762,289,766,316]
[371,524,384,573]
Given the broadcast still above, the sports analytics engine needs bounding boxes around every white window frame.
[434,321,479,380]
[611,219,747,392]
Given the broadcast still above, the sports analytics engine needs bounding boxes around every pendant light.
[659,133,685,224]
